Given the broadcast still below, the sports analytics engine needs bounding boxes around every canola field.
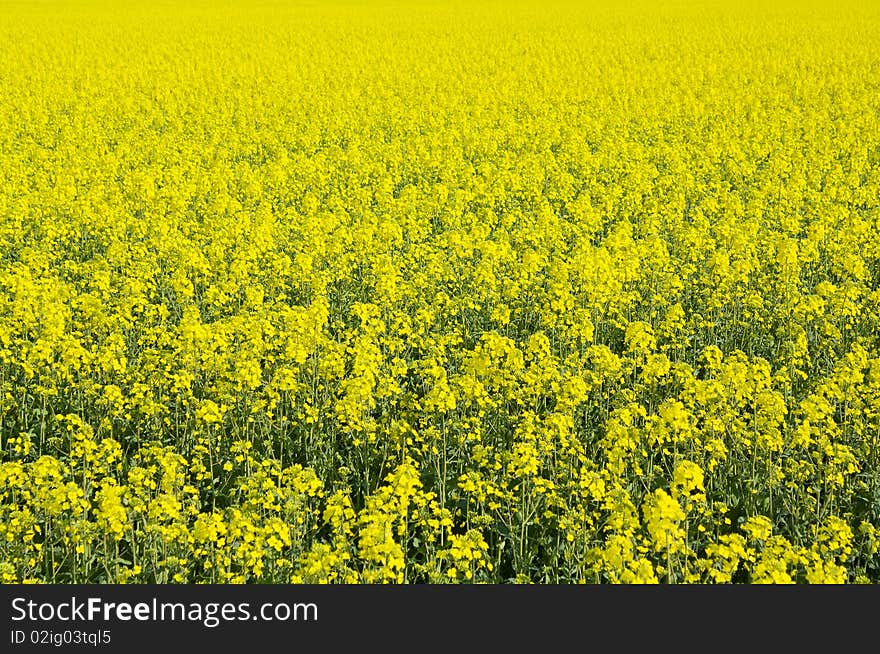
[1,0,880,584]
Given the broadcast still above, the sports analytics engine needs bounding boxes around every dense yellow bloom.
[0,0,878,583]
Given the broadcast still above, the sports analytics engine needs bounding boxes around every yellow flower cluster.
[1,0,879,583]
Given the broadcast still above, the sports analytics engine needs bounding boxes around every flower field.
[1,0,879,584]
